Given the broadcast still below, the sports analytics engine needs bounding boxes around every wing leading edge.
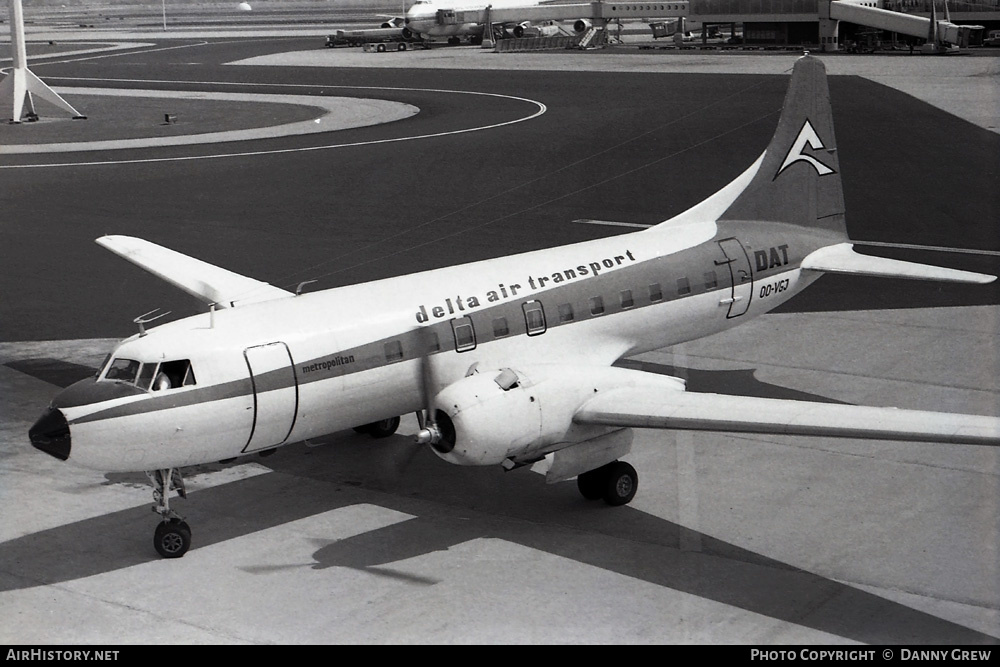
[97,235,293,308]
[574,386,1000,447]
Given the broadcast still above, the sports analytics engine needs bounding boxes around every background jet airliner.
[403,0,569,43]
[29,56,1000,559]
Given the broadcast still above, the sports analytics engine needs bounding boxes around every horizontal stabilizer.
[801,243,996,284]
[574,387,1000,447]
[96,235,293,308]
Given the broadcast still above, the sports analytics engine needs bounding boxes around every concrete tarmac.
[0,34,997,645]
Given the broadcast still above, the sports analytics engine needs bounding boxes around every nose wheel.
[147,468,191,558]
[154,518,191,558]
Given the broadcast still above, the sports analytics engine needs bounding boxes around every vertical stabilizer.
[718,55,847,238]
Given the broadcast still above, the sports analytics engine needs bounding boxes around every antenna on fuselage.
[133,308,170,336]
[295,280,317,296]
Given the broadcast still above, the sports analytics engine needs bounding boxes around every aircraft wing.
[96,235,293,308]
[574,387,1000,446]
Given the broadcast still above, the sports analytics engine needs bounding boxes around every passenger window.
[558,303,574,322]
[649,283,662,302]
[452,317,476,352]
[677,277,691,295]
[590,296,605,315]
[522,300,547,336]
[384,340,404,363]
[422,329,440,353]
[704,271,718,290]
[492,317,509,338]
[620,289,634,308]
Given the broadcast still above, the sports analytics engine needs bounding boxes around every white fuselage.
[44,215,823,473]
[405,0,542,37]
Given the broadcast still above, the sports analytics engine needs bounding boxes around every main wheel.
[154,518,191,558]
[576,467,605,500]
[365,416,401,439]
[602,461,637,506]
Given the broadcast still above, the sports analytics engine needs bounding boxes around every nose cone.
[30,406,71,461]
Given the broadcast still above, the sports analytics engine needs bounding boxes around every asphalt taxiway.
[0,32,997,644]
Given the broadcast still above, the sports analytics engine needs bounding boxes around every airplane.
[28,55,1000,559]
[402,0,578,44]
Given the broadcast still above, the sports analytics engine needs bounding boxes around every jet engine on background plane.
[505,21,564,37]
[511,20,532,37]
[573,19,593,33]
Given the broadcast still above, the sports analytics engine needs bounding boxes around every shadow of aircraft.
[3,358,997,643]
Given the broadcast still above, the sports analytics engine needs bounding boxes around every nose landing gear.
[147,468,191,558]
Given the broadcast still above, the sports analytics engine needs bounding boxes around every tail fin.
[717,54,847,237]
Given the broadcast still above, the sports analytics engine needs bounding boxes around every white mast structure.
[0,0,84,123]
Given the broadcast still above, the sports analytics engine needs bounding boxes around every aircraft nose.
[29,406,71,461]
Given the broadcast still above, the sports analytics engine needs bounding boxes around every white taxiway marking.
[0,77,546,169]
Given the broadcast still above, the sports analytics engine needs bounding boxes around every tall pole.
[10,0,26,70]
[0,0,86,122]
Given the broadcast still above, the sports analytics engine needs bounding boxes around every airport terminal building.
[682,0,999,47]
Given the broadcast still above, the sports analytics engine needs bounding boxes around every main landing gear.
[352,416,401,439]
[147,468,191,558]
[577,460,638,506]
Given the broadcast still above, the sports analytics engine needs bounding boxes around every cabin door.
[243,342,298,453]
[716,238,754,318]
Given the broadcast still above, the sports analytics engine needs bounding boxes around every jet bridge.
[822,0,983,50]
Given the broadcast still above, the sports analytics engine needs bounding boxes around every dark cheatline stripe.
[69,377,254,425]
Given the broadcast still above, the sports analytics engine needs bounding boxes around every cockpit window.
[101,357,196,390]
[154,359,196,390]
[104,358,141,383]
[137,363,157,389]
[96,354,112,378]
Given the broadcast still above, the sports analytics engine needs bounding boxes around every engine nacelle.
[512,21,531,38]
[426,365,686,466]
[573,19,593,34]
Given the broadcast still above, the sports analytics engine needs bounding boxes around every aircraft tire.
[576,467,606,500]
[154,519,191,558]
[602,461,637,506]
[365,416,401,439]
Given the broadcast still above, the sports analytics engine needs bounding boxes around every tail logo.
[775,119,835,179]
